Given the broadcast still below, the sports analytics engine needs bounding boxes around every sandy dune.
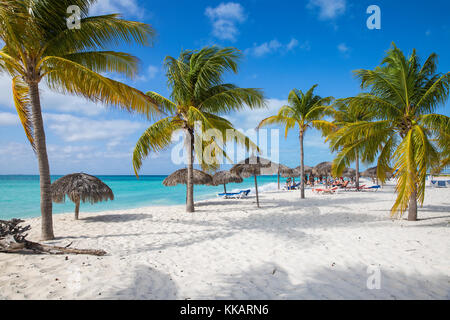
[1,181,449,300]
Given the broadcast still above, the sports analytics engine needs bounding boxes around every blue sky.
[0,0,449,175]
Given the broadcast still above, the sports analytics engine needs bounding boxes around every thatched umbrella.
[361,166,377,178]
[313,162,332,177]
[312,162,333,186]
[212,170,243,193]
[276,164,297,189]
[163,168,213,186]
[295,165,313,176]
[294,165,313,184]
[163,168,213,211]
[51,173,114,220]
[230,156,272,208]
[342,168,357,178]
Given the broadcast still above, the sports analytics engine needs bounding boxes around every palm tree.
[132,46,265,212]
[328,99,376,189]
[328,43,449,220]
[257,85,334,199]
[0,0,157,239]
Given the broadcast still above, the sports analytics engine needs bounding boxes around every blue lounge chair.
[287,182,301,190]
[437,181,447,188]
[364,185,381,191]
[218,189,251,199]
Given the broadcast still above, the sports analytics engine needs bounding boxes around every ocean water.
[0,175,281,220]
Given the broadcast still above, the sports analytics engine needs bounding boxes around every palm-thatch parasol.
[295,165,313,176]
[51,173,114,220]
[342,168,357,178]
[294,165,313,184]
[212,170,243,193]
[276,164,297,189]
[230,156,272,208]
[163,168,213,186]
[312,162,332,177]
[361,166,377,178]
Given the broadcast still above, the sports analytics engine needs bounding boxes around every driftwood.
[0,219,106,256]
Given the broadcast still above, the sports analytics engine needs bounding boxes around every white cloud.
[205,2,246,41]
[44,113,144,143]
[286,39,299,51]
[90,0,144,18]
[227,98,287,130]
[0,112,18,126]
[0,74,105,116]
[147,65,159,79]
[307,0,346,20]
[0,142,33,158]
[337,43,350,54]
[246,38,304,57]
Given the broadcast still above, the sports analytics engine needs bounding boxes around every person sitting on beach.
[286,178,292,188]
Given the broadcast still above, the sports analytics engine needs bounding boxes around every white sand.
[1,180,449,300]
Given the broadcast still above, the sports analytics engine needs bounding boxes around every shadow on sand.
[197,262,450,300]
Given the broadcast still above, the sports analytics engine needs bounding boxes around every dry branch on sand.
[0,219,106,256]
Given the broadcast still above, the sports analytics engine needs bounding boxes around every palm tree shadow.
[143,209,380,253]
[203,262,449,299]
[82,213,153,223]
[104,265,178,299]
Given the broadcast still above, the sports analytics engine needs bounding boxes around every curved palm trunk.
[30,82,54,240]
[186,128,195,213]
[355,152,360,191]
[299,131,305,199]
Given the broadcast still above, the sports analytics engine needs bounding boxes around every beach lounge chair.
[436,181,447,188]
[287,182,301,190]
[363,185,381,191]
[218,189,251,199]
[313,186,338,194]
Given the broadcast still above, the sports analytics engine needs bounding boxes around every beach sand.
[1,180,449,300]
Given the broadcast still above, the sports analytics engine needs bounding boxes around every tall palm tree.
[328,99,376,189]
[0,0,157,239]
[132,46,265,212]
[257,85,334,199]
[328,43,449,220]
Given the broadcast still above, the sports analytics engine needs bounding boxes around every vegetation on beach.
[0,0,157,239]
[257,85,334,199]
[327,44,450,220]
[1,2,448,224]
[132,46,265,212]
[327,99,377,190]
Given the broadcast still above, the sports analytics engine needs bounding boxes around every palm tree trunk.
[355,153,360,191]
[254,174,260,208]
[277,172,280,190]
[29,82,54,240]
[408,188,418,221]
[186,128,195,213]
[223,184,227,194]
[300,131,305,199]
[75,200,80,220]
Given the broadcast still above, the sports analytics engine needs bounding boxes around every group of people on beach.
[285,176,353,189]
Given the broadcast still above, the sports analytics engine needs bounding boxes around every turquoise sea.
[0,175,280,220]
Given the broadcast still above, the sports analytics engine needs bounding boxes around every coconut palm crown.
[132,46,266,212]
[0,0,157,239]
[257,85,334,199]
[329,43,450,220]
[327,99,376,189]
